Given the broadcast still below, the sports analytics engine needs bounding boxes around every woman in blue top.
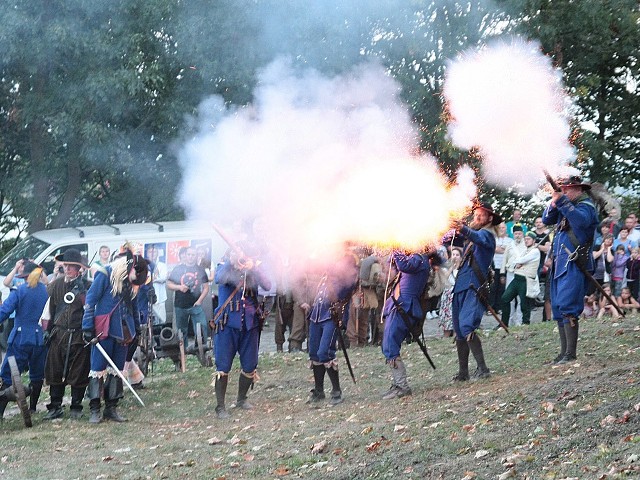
[82,247,148,423]
[0,262,48,419]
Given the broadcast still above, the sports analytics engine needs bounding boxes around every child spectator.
[607,244,629,297]
[582,292,598,319]
[625,247,640,300]
[597,283,621,320]
[616,286,640,315]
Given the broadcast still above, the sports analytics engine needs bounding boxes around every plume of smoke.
[444,37,576,192]
[178,58,475,267]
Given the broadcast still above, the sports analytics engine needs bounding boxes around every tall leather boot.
[28,380,43,414]
[70,386,86,419]
[236,372,254,410]
[382,358,411,399]
[453,338,470,381]
[468,334,491,379]
[103,375,127,422]
[44,384,65,420]
[553,321,567,363]
[326,366,343,405]
[87,377,102,424]
[557,319,579,364]
[306,364,326,404]
[215,374,230,419]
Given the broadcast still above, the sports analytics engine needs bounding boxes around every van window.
[0,236,51,276]
[41,244,89,276]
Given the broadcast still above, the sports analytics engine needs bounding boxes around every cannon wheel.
[8,356,32,428]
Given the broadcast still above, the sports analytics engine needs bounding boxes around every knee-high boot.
[236,372,254,410]
[28,380,43,413]
[382,358,411,399]
[453,339,470,381]
[87,377,102,424]
[70,386,86,419]
[326,366,344,405]
[553,321,567,363]
[103,374,127,422]
[558,319,578,364]
[468,334,491,379]
[306,364,326,404]
[215,374,230,419]
[44,384,66,420]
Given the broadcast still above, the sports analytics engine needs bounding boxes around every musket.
[92,340,145,407]
[390,296,436,369]
[469,284,510,334]
[329,301,357,384]
[561,244,625,318]
[543,169,561,192]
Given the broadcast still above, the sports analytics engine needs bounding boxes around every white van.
[0,221,229,321]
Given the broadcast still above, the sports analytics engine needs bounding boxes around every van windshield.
[0,236,51,276]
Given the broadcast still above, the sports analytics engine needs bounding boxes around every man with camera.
[42,249,91,420]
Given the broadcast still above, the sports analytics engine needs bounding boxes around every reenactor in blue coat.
[381,250,430,399]
[82,250,149,423]
[542,175,598,364]
[212,243,271,419]
[0,262,48,419]
[451,203,501,381]
[306,250,358,406]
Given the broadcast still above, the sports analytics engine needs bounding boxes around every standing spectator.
[500,225,527,325]
[0,262,48,419]
[90,245,111,277]
[451,203,500,381]
[82,250,148,423]
[211,242,272,418]
[542,175,598,364]
[348,248,381,348]
[381,250,430,399]
[500,232,540,326]
[607,244,629,297]
[614,227,637,255]
[602,207,623,239]
[439,247,462,337]
[624,214,640,244]
[167,246,210,344]
[505,209,528,239]
[591,235,614,294]
[625,247,640,300]
[145,245,168,325]
[490,223,513,313]
[43,249,91,420]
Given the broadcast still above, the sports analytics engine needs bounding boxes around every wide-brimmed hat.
[475,202,503,226]
[557,175,591,190]
[16,261,42,279]
[54,248,89,268]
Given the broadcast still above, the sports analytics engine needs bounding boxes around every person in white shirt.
[500,225,527,325]
[500,232,541,326]
[145,245,168,324]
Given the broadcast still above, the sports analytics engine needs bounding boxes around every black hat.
[55,248,89,268]
[17,261,42,279]
[475,202,503,226]
[512,225,523,232]
[557,175,591,190]
[130,255,149,286]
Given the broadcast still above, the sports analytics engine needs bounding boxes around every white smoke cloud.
[178,58,474,266]
[444,37,576,192]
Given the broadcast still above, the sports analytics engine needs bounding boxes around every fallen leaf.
[462,424,476,433]
[274,465,290,476]
[393,424,406,433]
[475,449,489,458]
[361,426,373,435]
[208,437,222,445]
[102,456,114,462]
[497,468,516,480]
[311,441,327,454]
[243,454,255,461]
[366,441,381,452]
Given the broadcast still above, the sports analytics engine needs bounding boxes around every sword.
[93,341,146,407]
[469,284,510,334]
[561,244,625,317]
[61,331,74,383]
[329,302,357,384]
[390,296,436,369]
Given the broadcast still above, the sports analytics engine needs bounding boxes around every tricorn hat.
[557,175,591,190]
[475,202,503,226]
[54,248,89,268]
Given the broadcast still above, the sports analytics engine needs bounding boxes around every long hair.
[26,267,43,288]
[109,256,138,299]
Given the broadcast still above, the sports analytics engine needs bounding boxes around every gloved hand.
[82,330,95,344]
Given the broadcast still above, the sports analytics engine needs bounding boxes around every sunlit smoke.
[178,59,475,270]
[444,37,576,193]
